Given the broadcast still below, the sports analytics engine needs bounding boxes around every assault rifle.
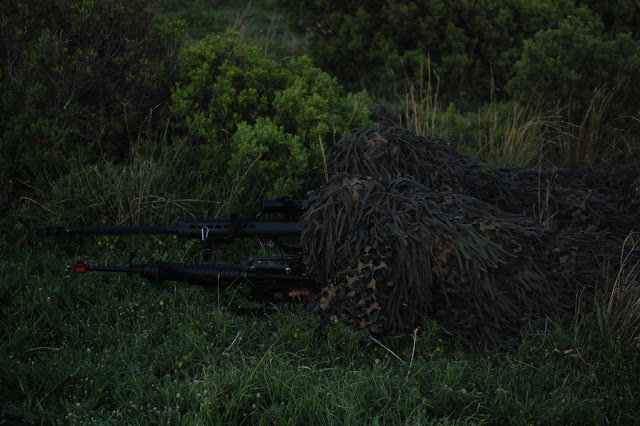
[36,197,316,302]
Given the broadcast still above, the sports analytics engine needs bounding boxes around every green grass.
[393,71,638,169]
[2,247,639,424]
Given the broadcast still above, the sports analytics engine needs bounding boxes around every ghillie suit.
[329,127,640,234]
[499,165,640,233]
[302,175,640,344]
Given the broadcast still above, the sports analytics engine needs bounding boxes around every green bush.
[272,0,640,165]
[507,16,640,165]
[0,0,183,202]
[170,32,371,210]
[578,0,640,35]
[170,32,282,145]
[508,16,640,122]
[227,118,309,205]
[272,0,585,103]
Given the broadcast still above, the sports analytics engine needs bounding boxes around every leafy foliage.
[272,0,640,164]
[578,0,640,35]
[272,0,587,101]
[508,16,640,125]
[171,32,370,208]
[0,0,183,200]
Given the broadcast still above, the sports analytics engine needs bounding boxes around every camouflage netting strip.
[500,166,640,233]
[329,127,640,233]
[302,175,640,344]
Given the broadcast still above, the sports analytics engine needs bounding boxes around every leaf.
[373,261,387,270]
[437,248,452,263]
[478,221,496,231]
[365,302,381,314]
[346,276,359,285]
[320,297,330,310]
[367,279,376,290]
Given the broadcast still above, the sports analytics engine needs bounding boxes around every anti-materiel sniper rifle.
[36,197,316,302]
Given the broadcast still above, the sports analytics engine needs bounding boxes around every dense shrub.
[506,16,640,165]
[170,32,371,208]
[273,0,640,165]
[0,0,183,202]
[508,16,640,124]
[272,0,587,102]
[579,0,640,35]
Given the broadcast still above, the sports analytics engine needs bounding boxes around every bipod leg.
[205,250,219,265]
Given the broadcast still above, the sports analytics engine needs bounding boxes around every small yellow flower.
[375,359,381,364]
[159,301,164,306]
[436,347,441,352]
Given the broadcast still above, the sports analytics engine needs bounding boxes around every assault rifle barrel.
[68,255,312,291]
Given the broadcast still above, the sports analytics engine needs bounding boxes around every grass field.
[2,240,640,423]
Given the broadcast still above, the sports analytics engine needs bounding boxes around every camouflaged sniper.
[302,127,640,343]
[329,126,640,233]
